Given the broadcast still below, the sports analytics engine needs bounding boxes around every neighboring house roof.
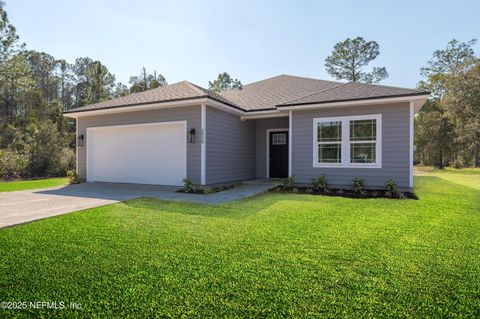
[64,75,429,114]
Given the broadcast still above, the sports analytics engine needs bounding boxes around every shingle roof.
[217,75,342,110]
[279,81,427,106]
[63,81,240,113]
[64,75,429,114]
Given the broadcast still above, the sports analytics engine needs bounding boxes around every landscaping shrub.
[311,175,328,192]
[281,176,295,190]
[351,177,365,194]
[385,179,401,198]
[67,170,81,184]
[183,178,196,193]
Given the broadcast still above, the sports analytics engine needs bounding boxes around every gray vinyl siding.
[292,102,411,188]
[255,117,289,178]
[206,107,256,184]
[77,105,201,184]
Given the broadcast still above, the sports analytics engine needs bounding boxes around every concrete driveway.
[0,180,278,228]
[0,183,178,228]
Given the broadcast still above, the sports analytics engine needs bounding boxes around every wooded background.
[0,2,478,180]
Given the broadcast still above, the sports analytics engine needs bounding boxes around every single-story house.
[63,75,429,189]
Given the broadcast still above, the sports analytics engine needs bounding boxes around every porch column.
[201,103,206,185]
[288,110,292,176]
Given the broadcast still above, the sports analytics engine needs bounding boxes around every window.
[350,119,376,164]
[317,121,342,163]
[272,133,286,145]
[313,115,381,168]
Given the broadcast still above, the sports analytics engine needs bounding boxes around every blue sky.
[7,0,480,88]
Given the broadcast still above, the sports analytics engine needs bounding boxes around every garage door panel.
[87,122,186,186]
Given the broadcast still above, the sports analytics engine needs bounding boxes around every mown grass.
[0,177,68,192]
[0,169,479,318]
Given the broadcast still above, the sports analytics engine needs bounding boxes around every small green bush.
[351,177,365,194]
[281,176,295,190]
[67,170,81,184]
[311,175,328,192]
[183,178,196,193]
[385,179,400,197]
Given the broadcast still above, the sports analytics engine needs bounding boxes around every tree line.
[415,39,479,167]
[1,0,479,180]
[0,1,173,179]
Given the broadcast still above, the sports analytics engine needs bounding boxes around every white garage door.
[87,121,186,186]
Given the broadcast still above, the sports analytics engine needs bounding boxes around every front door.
[269,131,289,178]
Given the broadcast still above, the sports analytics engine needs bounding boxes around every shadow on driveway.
[36,182,182,201]
[1,181,279,228]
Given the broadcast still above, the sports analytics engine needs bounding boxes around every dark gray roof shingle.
[217,75,342,110]
[279,81,428,106]
[64,81,239,113]
[64,75,429,114]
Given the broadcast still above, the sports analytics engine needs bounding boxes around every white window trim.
[313,114,382,169]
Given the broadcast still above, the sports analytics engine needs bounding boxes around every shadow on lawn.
[416,175,480,194]
[120,195,281,219]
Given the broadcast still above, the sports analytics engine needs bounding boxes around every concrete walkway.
[0,180,279,228]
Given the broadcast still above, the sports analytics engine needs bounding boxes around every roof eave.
[276,93,430,110]
[63,96,249,118]
[63,97,213,118]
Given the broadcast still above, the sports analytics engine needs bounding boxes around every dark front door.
[269,131,289,178]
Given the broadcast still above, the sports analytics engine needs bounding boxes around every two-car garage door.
[86,121,186,186]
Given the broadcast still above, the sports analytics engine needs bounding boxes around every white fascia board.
[241,111,289,120]
[204,99,246,116]
[277,95,429,111]
[64,94,430,122]
[63,98,211,118]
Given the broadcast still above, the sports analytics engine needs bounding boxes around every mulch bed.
[272,186,418,200]
[177,183,243,195]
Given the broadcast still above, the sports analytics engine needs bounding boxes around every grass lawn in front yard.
[0,177,69,193]
[0,168,479,318]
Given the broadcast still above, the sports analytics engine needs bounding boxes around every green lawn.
[0,177,68,192]
[1,169,479,318]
